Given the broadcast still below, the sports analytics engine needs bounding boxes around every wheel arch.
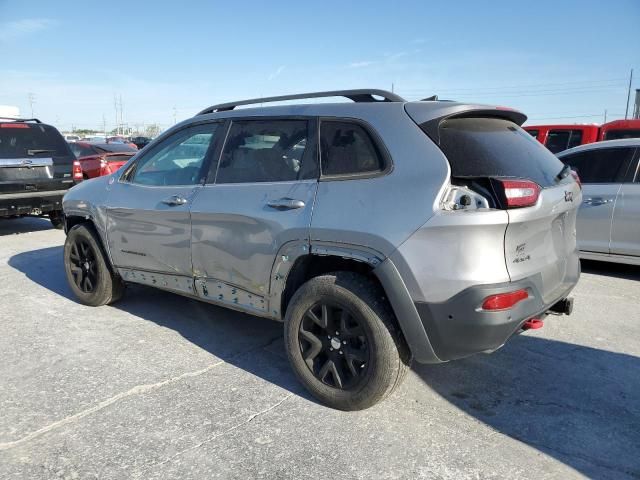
[272,241,442,364]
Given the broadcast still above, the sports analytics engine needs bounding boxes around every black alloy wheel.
[299,302,370,390]
[68,238,98,293]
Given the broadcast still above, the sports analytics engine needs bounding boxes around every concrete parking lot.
[0,217,638,480]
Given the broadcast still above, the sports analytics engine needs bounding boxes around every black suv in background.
[0,118,80,229]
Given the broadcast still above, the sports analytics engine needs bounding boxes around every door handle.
[267,198,305,210]
[583,197,611,206]
[161,194,188,206]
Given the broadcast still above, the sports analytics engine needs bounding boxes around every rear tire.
[284,272,411,410]
[64,224,124,306]
[49,211,64,230]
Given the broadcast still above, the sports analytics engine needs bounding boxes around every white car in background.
[557,138,640,265]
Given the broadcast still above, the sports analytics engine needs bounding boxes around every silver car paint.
[611,183,640,257]
[63,100,581,356]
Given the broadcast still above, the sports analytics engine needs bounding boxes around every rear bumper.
[414,270,579,361]
[0,191,66,217]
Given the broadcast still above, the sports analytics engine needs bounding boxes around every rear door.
[106,122,221,278]
[0,122,75,195]
[559,147,635,254]
[610,148,640,257]
[190,118,318,315]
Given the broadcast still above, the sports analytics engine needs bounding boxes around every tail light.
[100,158,112,175]
[72,160,83,181]
[481,289,529,311]
[496,179,541,208]
[570,170,582,189]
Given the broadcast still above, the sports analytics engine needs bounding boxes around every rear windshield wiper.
[556,163,572,181]
[27,149,56,156]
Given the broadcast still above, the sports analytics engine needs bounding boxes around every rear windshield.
[603,129,640,140]
[0,123,73,159]
[94,143,137,153]
[433,117,565,187]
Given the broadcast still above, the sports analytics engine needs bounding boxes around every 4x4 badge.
[564,191,573,202]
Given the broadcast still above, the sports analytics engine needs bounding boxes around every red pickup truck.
[524,119,640,153]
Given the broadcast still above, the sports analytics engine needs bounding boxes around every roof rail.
[197,89,406,115]
[0,117,42,123]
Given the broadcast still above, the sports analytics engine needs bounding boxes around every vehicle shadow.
[0,216,53,236]
[580,259,640,281]
[414,335,640,478]
[9,246,640,478]
[7,246,312,401]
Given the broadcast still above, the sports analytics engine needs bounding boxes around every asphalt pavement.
[1,217,639,479]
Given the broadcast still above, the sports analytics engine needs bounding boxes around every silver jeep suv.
[62,89,581,410]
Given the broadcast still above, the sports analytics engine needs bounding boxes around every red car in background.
[69,142,136,179]
[525,119,640,153]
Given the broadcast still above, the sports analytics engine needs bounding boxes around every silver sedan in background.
[558,138,640,265]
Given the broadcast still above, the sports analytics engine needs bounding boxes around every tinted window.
[320,121,385,176]
[130,123,218,186]
[94,143,137,153]
[560,147,635,183]
[434,117,564,187]
[216,120,313,184]
[526,129,539,139]
[70,144,96,158]
[604,129,640,140]
[0,123,73,159]
[545,130,583,153]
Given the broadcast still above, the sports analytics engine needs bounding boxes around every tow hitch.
[522,318,544,330]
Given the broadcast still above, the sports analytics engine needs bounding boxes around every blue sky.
[1,0,638,131]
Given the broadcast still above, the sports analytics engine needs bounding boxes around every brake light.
[497,179,541,208]
[481,289,529,311]
[0,123,29,129]
[72,160,83,181]
[570,170,582,189]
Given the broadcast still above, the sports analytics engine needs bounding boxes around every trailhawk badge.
[564,191,574,202]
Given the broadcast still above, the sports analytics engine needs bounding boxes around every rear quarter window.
[433,117,565,187]
[320,121,386,177]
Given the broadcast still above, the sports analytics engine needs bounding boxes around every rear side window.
[434,117,564,187]
[216,119,315,184]
[560,148,635,184]
[0,123,73,159]
[526,129,539,139]
[545,130,583,153]
[320,121,385,176]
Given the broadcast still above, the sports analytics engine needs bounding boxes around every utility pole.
[27,92,36,117]
[391,82,395,93]
[625,68,633,120]
[603,109,607,123]
[173,106,177,125]
[102,114,106,135]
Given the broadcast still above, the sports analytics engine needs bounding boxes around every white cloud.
[0,18,57,43]
[349,61,375,68]
[267,65,286,81]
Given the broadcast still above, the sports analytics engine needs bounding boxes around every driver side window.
[130,123,219,186]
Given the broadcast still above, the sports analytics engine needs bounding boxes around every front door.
[190,118,318,315]
[106,122,222,279]
[560,147,635,254]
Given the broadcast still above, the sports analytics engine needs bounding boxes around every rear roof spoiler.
[404,103,527,145]
[0,117,42,124]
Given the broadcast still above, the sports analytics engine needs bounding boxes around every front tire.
[284,272,411,410]
[64,224,124,306]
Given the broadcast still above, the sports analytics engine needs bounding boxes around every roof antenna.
[421,95,439,101]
